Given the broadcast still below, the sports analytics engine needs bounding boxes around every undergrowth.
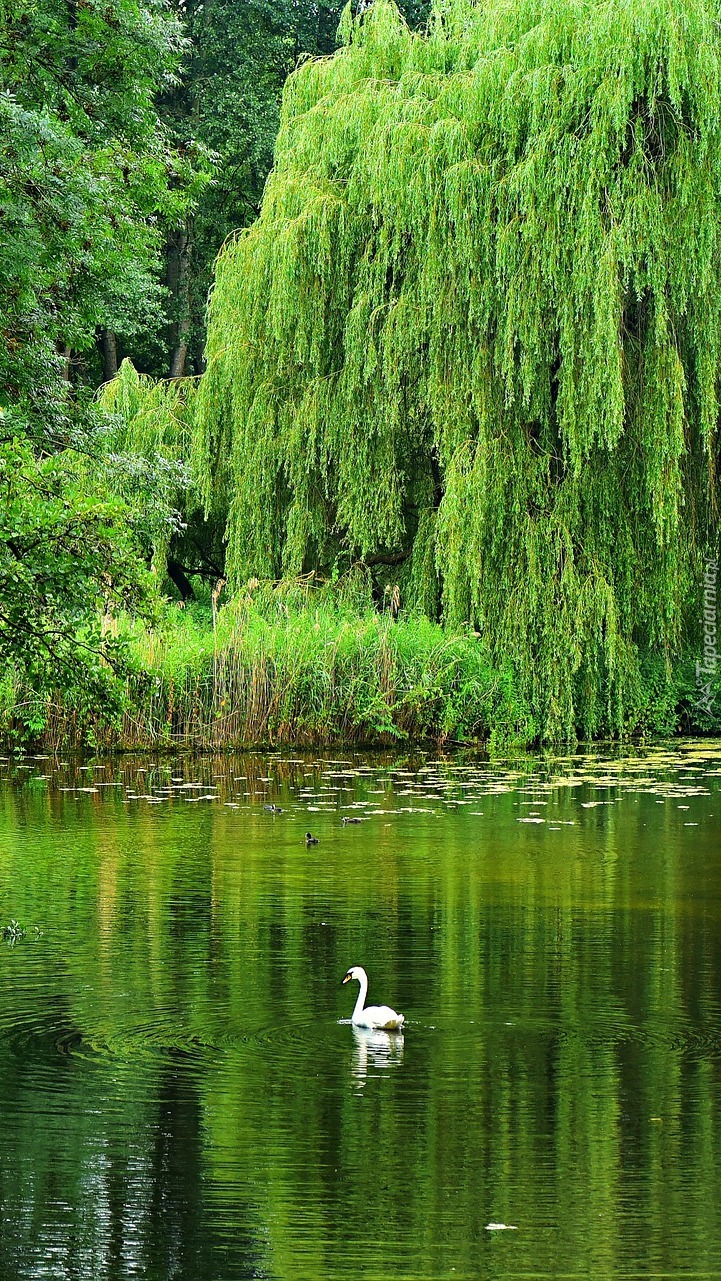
[2,581,719,753]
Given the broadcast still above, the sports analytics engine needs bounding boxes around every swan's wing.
[362,1004,404,1030]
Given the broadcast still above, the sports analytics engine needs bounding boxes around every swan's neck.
[352,971,369,1021]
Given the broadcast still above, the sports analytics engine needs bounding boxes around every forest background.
[2,0,720,750]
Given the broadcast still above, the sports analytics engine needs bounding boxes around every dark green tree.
[0,0,196,697]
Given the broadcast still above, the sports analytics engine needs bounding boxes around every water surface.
[1,743,721,1279]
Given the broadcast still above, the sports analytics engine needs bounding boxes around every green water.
[1,744,721,1280]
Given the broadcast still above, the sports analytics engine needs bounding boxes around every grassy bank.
[2,581,719,752]
[3,584,533,752]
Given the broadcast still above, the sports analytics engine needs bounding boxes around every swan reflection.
[351,1024,404,1086]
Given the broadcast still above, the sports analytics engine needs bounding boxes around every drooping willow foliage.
[192,0,721,739]
[100,359,195,455]
[98,359,197,574]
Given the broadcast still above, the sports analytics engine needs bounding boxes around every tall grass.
[4,579,719,753]
[4,581,533,752]
[116,583,534,750]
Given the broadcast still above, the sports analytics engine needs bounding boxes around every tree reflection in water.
[0,747,720,1279]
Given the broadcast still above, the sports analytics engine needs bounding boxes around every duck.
[342,816,362,824]
[305,831,319,845]
[264,804,282,813]
[342,965,404,1030]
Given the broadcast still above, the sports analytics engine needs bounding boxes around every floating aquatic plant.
[3,920,26,944]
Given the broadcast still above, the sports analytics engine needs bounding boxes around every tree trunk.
[170,334,189,380]
[166,559,195,602]
[101,329,118,382]
[168,221,193,378]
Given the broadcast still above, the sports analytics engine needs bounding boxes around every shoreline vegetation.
[3,581,718,754]
[4,0,721,753]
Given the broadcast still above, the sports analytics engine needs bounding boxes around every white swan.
[342,965,405,1030]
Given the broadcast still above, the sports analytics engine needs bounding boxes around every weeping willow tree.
[192,0,720,739]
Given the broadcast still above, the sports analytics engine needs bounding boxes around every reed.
[113,587,533,750]
[0,582,530,751]
[3,580,718,752]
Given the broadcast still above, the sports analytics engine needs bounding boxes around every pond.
[1,743,721,1280]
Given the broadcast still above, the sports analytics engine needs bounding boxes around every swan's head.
[342,965,367,986]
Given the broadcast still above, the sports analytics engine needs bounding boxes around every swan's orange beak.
[341,972,351,985]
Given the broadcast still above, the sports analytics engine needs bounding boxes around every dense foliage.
[193,0,721,739]
[160,0,342,376]
[0,0,191,696]
[0,0,192,412]
[19,578,533,749]
[159,0,430,377]
[3,0,720,743]
[0,436,161,734]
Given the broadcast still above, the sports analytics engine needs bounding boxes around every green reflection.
[0,746,720,1279]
